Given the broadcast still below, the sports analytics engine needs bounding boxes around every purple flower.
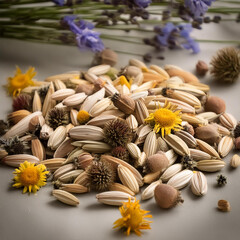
[134,0,152,8]
[153,22,199,54]
[52,0,65,6]
[178,24,200,53]
[184,0,215,18]
[62,16,104,52]
[156,22,177,46]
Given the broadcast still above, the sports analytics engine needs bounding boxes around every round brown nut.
[205,96,226,114]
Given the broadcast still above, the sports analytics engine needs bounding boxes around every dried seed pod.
[164,65,199,84]
[145,152,169,173]
[69,125,104,141]
[3,112,43,140]
[31,138,45,161]
[190,171,208,196]
[218,200,231,212]
[126,115,138,132]
[164,134,190,156]
[73,171,88,186]
[143,171,161,184]
[160,163,183,182]
[134,98,149,125]
[189,148,211,161]
[141,180,161,201]
[32,91,42,112]
[53,163,75,180]
[41,158,65,171]
[103,118,132,147]
[196,139,220,159]
[111,93,135,115]
[165,149,178,166]
[52,189,79,206]
[87,115,117,128]
[75,152,93,169]
[196,160,225,172]
[2,154,40,167]
[109,183,135,196]
[126,143,141,160]
[117,164,139,194]
[156,137,169,152]
[40,124,53,140]
[143,131,157,158]
[58,169,84,183]
[47,126,66,150]
[96,191,135,206]
[59,184,89,194]
[204,96,226,114]
[230,154,240,168]
[101,155,143,187]
[154,184,184,209]
[219,113,237,130]
[195,124,221,145]
[87,160,115,191]
[88,64,111,76]
[51,89,75,101]
[167,170,194,190]
[175,130,197,148]
[218,136,234,158]
[42,82,56,117]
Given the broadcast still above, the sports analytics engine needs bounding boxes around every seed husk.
[190,171,208,196]
[52,189,79,206]
[230,154,240,168]
[218,199,231,212]
[145,152,169,173]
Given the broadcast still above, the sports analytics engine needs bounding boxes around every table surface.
[0,18,240,240]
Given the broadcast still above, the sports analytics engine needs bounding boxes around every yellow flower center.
[77,110,90,124]
[20,167,39,186]
[11,75,29,89]
[125,207,143,229]
[153,108,177,127]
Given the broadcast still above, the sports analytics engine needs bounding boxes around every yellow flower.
[119,75,131,89]
[145,101,182,137]
[7,66,36,96]
[77,110,90,124]
[12,161,49,194]
[113,198,152,236]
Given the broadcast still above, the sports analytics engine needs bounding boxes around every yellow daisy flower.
[12,161,49,194]
[7,66,36,96]
[113,198,152,236]
[145,101,182,137]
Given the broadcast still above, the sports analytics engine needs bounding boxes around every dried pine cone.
[210,47,240,83]
[86,160,115,192]
[103,118,132,147]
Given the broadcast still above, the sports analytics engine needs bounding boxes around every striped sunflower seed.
[52,189,79,206]
[96,191,135,206]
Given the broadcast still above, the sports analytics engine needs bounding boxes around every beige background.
[0,18,240,240]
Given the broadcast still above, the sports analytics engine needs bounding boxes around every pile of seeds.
[1,59,240,208]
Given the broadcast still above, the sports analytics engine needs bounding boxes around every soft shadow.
[185,186,204,201]
[47,199,78,209]
[85,202,116,211]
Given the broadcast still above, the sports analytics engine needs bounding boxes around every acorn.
[111,93,136,115]
[204,96,226,114]
[154,184,184,209]
[195,124,221,145]
[196,60,208,76]
[145,152,169,173]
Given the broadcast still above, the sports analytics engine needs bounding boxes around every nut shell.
[205,96,226,114]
